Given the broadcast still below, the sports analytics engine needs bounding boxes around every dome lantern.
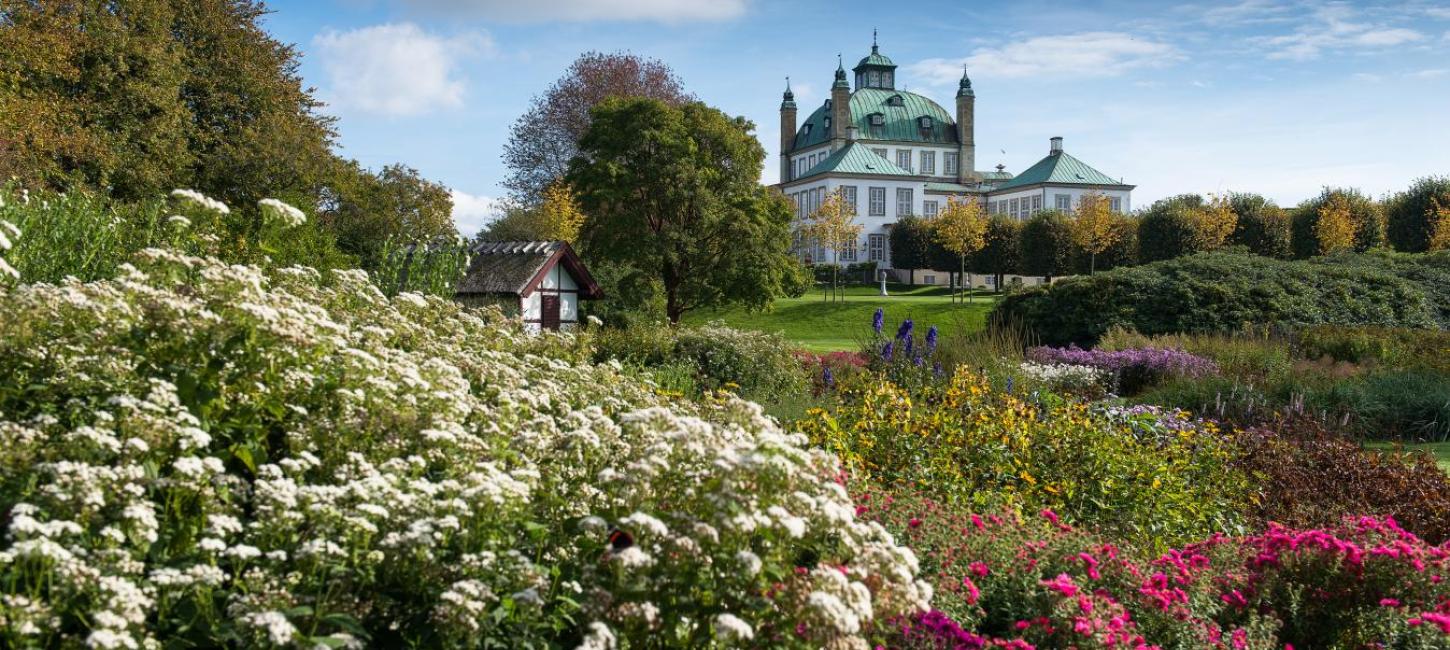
[853,30,897,90]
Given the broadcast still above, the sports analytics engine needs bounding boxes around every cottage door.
[540,294,561,330]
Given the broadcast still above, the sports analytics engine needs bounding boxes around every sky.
[262,0,1450,234]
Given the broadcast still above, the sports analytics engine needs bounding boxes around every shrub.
[0,251,928,648]
[798,369,1251,547]
[1290,187,1385,258]
[1018,210,1073,279]
[1016,361,1109,399]
[592,321,807,399]
[993,250,1449,346]
[1296,324,1450,373]
[1231,419,1450,544]
[1385,176,1450,253]
[1227,192,1291,259]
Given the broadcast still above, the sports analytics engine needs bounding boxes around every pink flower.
[970,514,985,530]
[1040,509,1060,525]
[908,517,922,529]
[969,561,990,578]
[1042,573,1078,597]
[1380,598,1401,607]
[962,577,980,604]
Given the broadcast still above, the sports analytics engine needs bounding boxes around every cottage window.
[868,234,886,261]
[868,187,886,216]
[944,152,958,177]
[897,188,914,216]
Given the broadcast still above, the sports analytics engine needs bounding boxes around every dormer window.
[803,123,813,135]
[918,116,933,129]
[868,113,885,126]
[887,94,904,107]
[823,117,831,129]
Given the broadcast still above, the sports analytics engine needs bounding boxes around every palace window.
[896,150,912,171]
[897,188,914,216]
[919,116,933,129]
[868,187,886,216]
[1031,195,1042,214]
[1110,197,1123,213]
[869,71,881,87]
[840,236,858,262]
[923,200,939,217]
[1009,198,1019,218]
[882,71,894,87]
[871,147,888,159]
[920,151,936,175]
[944,152,958,176]
[887,94,905,107]
[841,186,858,214]
[868,234,886,262]
[1055,194,1071,211]
[869,113,885,126]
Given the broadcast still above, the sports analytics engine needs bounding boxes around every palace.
[779,35,1134,269]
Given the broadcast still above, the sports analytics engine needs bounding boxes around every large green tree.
[568,98,795,323]
[889,216,934,284]
[973,214,1023,292]
[318,163,456,271]
[1386,176,1450,253]
[1019,210,1074,280]
[1227,192,1291,258]
[1137,194,1206,262]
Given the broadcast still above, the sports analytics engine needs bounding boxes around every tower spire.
[872,28,878,53]
[833,54,849,88]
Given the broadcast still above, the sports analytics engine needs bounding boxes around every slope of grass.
[1366,440,1450,474]
[688,283,1000,352]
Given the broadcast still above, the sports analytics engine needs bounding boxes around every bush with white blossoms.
[258,198,307,227]
[1016,361,1109,397]
[0,249,930,648]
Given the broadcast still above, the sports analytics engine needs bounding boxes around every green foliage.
[1017,210,1073,278]
[569,98,797,323]
[1,185,353,284]
[371,238,470,298]
[1136,194,1205,262]
[972,215,1023,289]
[993,250,1450,346]
[591,321,807,400]
[1290,187,1385,258]
[319,163,457,272]
[1227,192,1292,258]
[889,215,935,273]
[1386,175,1450,253]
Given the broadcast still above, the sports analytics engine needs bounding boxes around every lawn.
[1366,440,1450,473]
[687,283,1000,352]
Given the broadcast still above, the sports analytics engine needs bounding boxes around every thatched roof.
[456,241,602,299]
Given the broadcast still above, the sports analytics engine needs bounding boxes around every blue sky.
[263,0,1450,234]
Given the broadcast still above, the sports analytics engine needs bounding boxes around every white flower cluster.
[258,198,306,227]
[1018,360,1107,392]
[169,189,230,215]
[0,219,19,279]
[0,251,929,647]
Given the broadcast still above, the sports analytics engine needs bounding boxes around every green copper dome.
[790,88,956,151]
[854,49,896,70]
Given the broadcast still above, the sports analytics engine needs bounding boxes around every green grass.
[687,283,1000,352]
[1365,440,1450,473]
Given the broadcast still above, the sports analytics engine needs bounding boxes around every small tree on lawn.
[931,195,988,303]
[802,187,863,302]
[1068,191,1119,274]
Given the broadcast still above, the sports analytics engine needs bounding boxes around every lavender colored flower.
[925,325,938,354]
[821,366,834,389]
[932,361,943,377]
[896,318,914,341]
[881,340,894,361]
[903,335,914,357]
[1005,376,1014,394]
[872,308,884,335]
[1025,345,1218,377]
[913,354,924,367]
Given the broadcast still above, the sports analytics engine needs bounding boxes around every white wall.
[787,175,967,269]
[855,141,960,179]
[986,185,1132,220]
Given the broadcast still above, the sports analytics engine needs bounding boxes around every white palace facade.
[778,36,1135,269]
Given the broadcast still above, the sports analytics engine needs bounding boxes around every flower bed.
[1027,346,1219,395]
[0,251,927,648]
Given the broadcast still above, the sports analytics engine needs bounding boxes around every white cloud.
[1427,7,1450,20]
[450,190,500,236]
[1406,68,1448,78]
[400,0,746,23]
[314,23,488,117]
[1197,0,1297,26]
[1259,5,1425,60]
[905,32,1180,84]
[1351,72,1383,83]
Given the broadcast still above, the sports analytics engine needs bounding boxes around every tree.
[889,216,934,284]
[800,188,863,301]
[504,52,693,204]
[972,215,1022,292]
[1020,210,1074,281]
[568,98,796,324]
[1290,188,1384,258]
[1137,195,1206,262]
[1386,176,1450,253]
[537,181,587,243]
[1068,192,1120,274]
[1189,194,1238,252]
[931,196,988,302]
[1227,192,1291,258]
[319,163,456,271]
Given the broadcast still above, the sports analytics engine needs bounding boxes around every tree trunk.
[960,255,968,304]
[664,262,683,324]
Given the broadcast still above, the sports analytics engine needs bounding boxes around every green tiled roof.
[854,51,896,70]
[992,151,1125,191]
[979,169,1014,181]
[796,141,914,180]
[792,88,957,151]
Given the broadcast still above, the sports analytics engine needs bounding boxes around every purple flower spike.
[822,366,834,389]
[896,318,914,341]
[926,326,938,353]
[872,308,884,334]
[881,340,894,361]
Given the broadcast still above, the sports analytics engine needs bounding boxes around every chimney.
[847,125,860,141]
[1050,136,1063,155]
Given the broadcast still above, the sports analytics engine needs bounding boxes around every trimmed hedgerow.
[992,250,1450,346]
